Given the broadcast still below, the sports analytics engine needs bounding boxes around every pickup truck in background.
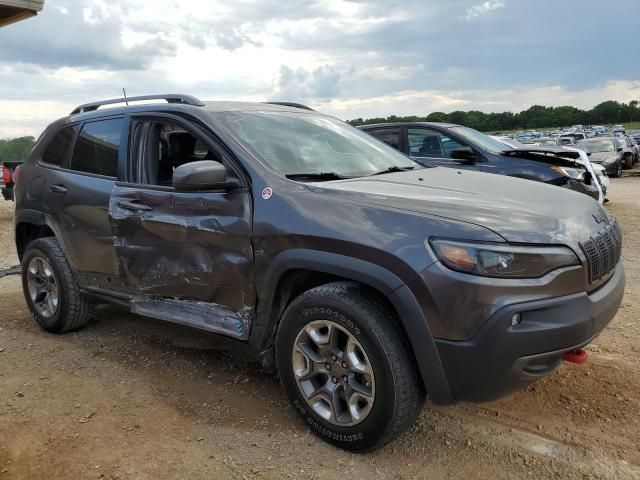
[2,161,21,201]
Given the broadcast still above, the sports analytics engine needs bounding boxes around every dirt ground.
[0,177,639,480]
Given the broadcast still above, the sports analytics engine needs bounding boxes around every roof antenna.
[122,88,129,106]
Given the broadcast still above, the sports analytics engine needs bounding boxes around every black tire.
[21,237,92,333]
[276,281,425,452]
[611,160,622,178]
[623,154,633,170]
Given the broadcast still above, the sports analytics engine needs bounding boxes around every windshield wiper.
[285,172,350,181]
[370,166,416,176]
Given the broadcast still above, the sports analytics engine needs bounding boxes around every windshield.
[449,126,512,153]
[578,139,615,153]
[215,111,418,178]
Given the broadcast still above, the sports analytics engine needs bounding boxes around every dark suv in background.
[14,95,624,452]
[359,122,601,199]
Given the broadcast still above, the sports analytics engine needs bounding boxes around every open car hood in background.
[500,147,582,167]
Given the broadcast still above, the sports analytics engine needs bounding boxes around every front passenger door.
[407,128,480,171]
[108,115,254,339]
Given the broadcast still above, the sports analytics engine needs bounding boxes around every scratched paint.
[108,185,255,324]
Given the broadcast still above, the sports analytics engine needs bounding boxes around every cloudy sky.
[0,0,638,138]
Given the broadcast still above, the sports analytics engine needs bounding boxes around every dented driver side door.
[108,114,254,339]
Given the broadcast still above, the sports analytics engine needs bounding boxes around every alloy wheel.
[292,319,375,426]
[27,256,59,318]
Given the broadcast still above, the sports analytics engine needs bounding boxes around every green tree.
[0,136,36,163]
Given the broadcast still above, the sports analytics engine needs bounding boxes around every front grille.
[580,220,622,283]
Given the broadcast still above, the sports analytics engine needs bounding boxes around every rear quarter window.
[42,126,77,166]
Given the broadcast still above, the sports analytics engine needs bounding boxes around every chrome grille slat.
[580,219,622,284]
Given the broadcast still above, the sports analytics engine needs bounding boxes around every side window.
[132,120,231,187]
[42,126,77,166]
[408,128,464,158]
[69,118,124,177]
[367,128,401,150]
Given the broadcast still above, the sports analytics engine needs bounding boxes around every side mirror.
[450,147,476,162]
[172,160,232,191]
[617,147,623,152]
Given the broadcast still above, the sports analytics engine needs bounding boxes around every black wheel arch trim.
[14,209,74,268]
[253,248,454,404]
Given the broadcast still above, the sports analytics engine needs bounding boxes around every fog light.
[511,313,522,326]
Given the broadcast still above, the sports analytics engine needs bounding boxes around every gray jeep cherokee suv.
[14,94,625,452]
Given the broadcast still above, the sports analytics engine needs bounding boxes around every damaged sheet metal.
[131,297,252,339]
[108,185,256,337]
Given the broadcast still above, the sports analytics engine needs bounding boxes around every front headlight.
[603,157,618,164]
[429,239,579,278]
[551,166,585,180]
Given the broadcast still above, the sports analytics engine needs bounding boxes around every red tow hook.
[563,348,588,364]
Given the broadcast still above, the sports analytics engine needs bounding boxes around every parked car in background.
[627,130,640,144]
[577,137,629,175]
[359,123,601,201]
[493,137,607,203]
[1,161,21,201]
[622,135,638,164]
[613,125,626,134]
[532,137,558,147]
[558,132,587,144]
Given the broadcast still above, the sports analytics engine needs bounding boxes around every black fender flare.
[14,209,73,267]
[253,249,454,404]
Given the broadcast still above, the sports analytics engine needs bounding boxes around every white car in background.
[492,136,608,203]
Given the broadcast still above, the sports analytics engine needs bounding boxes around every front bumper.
[598,162,619,176]
[1,185,13,201]
[433,263,625,402]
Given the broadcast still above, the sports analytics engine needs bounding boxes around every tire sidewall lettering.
[302,307,360,335]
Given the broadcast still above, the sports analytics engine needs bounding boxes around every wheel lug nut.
[331,354,337,361]
[332,376,338,384]
[325,363,331,370]
[342,376,348,383]
[342,362,347,368]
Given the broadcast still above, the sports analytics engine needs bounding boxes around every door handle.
[116,200,153,212]
[49,184,68,194]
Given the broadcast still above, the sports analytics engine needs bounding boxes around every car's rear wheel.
[276,281,425,452]
[21,237,92,333]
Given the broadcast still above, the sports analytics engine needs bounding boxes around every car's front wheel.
[21,237,92,333]
[276,281,425,452]
[611,160,623,178]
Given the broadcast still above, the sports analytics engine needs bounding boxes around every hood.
[500,148,581,167]
[588,151,616,164]
[310,168,609,247]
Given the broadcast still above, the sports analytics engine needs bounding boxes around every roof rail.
[70,94,205,115]
[265,102,314,111]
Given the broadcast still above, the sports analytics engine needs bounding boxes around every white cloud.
[464,0,505,20]
[0,0,637,138]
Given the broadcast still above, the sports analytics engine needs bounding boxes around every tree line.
[0,136,36,163]
[348,100,640,132]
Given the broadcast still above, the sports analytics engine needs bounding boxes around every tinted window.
[367,128,401,150]
[70,118,124,177]
[42,126,76,166]
[408,128,464,158]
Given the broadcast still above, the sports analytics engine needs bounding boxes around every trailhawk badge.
[261,187,273,200]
